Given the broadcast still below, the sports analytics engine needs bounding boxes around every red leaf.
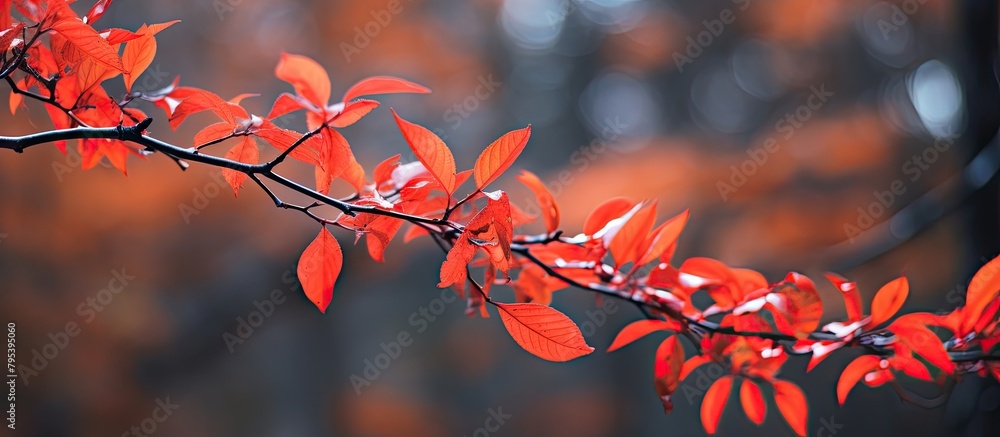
[193,122,234,147]
[342,75,430,103]
[221,136,257,196]
[609,202,657,267]
[516,170,560,233]
[0,22,24,54]
[297,228,343,313]
[254,120,322,166]
[870,276,908,327]
[50,15,124,72]
[739,379,766,425]
[266,93,307,120]
[653,336,685,414]
[275,53,330,108]
[391,109,457,193]
[341,152,367,192]
[890,315,955,374]
[607,319,683,352]
[473,125,531,190]
[680,354,710,380]
[1,0,12,31]
[700,376,732,435]
[494,302,594,362]
[169,89,239,128]
[772,380,808,436]
[837,355,882,405]
[329,99,379,128]
[121,20,179,92]
[84,0,113,24]
[373,154,401,190]
[638,209,689,266]
[439,235,476,288]
[100,28,142,45]
[314,127,351,194]
[775,273,824,339]
[963,255,1000,335]
[583,197,636,235]
[476,191,514,269]
[825,272,864,323]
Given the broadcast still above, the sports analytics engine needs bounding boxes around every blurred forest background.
[1,0,998,436]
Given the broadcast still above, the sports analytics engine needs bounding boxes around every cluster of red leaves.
[4,2,999,436]
[4,0,177,171]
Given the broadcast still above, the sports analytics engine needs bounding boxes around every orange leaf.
[473,125,531,190]
[439,236,476,289]
[516,170,560,233]
[890,315,955,374]
[341,152,367,192]
[329,99,380,128]
[772,380,808,436]
[739,379,766,425]
[297,228,343,313]
[193,121,234,147]
[84,0,113,24]
[638,209,689,266]
[373,154,401,190]
[266,93,308,120]
[391,109,457,193]
[825,273,863,323]
[494,302,594,362]
[609,202,657,267]
[583,197,636,235]
[50,15,124,72]
[254,120,322,166]
[222,136,257,196]
[169,89,240,128]
[607,319,682,352]
[0,22,24,54]
[462,191,514,273]
[314,127,351,194]
[653,336,685,414]
[275,53,330,108]
[700,376,732,435]
[121,21,179,92]
[774,273,824,339]
[870,276,908,327]
[680,354,710,380]
[963,255,1000,335]
[837,355,882,405]
[342,75,430,103]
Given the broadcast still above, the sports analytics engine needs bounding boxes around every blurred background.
[1,0,999,436]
